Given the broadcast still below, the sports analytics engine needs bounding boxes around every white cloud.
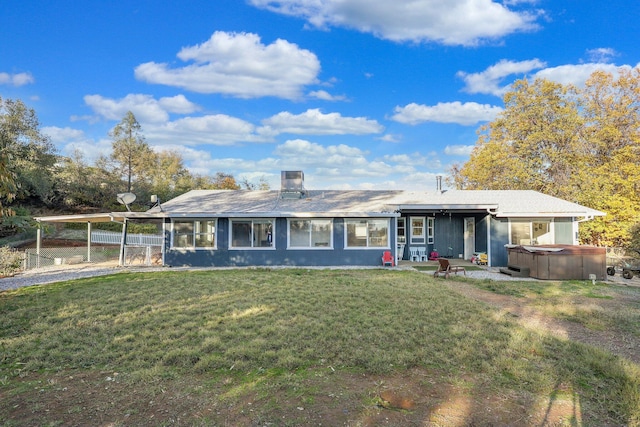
[249,0,541,46]
[585,48,617,63]
[308,90,348,101]
[444,145,474,156]
[0,71,34,86]
[459,59,640,95]
[377,134,401,143]
[42,126,112,162]
[144,114,267,147]
[457,58,547,96]
[259,108,384,136]
[134,31,320,100]
[391,101,502,125]
[532,63,638,87]
[42,126,86,144]
[84,94,199,123]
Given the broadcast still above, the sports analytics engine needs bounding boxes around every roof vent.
[281,171,306,199]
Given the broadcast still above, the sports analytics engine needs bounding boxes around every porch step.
[499,265,530,277]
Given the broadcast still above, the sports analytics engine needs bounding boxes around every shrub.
[0,245,23,276]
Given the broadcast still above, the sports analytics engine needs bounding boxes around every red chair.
[381,251,394,267]
[428,251,439,261]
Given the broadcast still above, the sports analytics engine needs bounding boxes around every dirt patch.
[2,368,582,427]
[441,280,640,365]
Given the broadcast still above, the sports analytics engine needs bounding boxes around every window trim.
[427,217,435,244]
[229,218,276,250]
[397,217,406,244]
[410,216,425,244]
[344,218,391,249]
[287,218,333,249]
[171,219,217,250]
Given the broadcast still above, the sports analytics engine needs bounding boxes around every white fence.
[91,230,164,246]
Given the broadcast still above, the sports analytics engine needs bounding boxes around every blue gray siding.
[164,217,396,267]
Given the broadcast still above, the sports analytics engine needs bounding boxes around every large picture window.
[172,220,216,249]
[288,219,332,248]
[230,219,274,248]
[510,219,553,245]
[345,219,389,248]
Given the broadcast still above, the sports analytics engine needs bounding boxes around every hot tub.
[505,245,606,280]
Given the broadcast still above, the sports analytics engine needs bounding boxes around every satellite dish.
[117,192,137,211]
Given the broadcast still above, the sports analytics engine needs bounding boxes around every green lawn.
[1,269,639,426]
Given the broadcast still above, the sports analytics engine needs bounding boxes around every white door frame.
[464,217,475,260]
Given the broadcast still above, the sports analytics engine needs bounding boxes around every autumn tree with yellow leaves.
[450,68,640,247]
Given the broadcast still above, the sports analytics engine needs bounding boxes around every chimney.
[436,175,443,193]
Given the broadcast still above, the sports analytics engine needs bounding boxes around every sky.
[2,0,639,191]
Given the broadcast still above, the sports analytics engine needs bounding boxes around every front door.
[464,217,475,260]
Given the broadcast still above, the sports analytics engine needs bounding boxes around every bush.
[0,245,23,276]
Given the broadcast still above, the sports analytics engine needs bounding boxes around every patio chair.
[397,244,405,263]
[433,258,466,279]
[417,247,428,261]
[381,251,394,267]
[428,250,439,260]
[409,247,420,262]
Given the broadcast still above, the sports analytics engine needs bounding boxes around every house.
[34,171,605,268]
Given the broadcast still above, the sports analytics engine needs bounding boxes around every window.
[510,219,553,245]
[288,219,332,248]
[345,219,389,248]
[397,218,406,244]
[172,220,216,249]
[230,219,274,248]
[410,217,425,244]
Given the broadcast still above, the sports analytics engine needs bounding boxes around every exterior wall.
[490,217,510,266]
[399,213,490,261]
[474,214,489,254]
[489,216,579,267]
[433,215,464,258]
[163,217,396,267]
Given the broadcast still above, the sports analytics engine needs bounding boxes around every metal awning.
[34,212,165,223]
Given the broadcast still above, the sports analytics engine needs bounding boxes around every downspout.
[486,214,491,267]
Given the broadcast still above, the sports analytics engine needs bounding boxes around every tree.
[55,150,121,210]
[450,69,640,246]
[451,78,583,200]
[0,96,56,214]
[110,111,155,193]
[241,176,270,190]
[147,151,194,201]
[189,172,240,190]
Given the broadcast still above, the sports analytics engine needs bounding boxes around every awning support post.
[87,222,92,263]
[36,225,42,269]
[118,218,128,266]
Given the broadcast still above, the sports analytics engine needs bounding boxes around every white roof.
[146,189,605,219]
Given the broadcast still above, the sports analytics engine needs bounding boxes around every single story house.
[35,171,605,268]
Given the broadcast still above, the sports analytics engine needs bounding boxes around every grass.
[471,278,640,337]
[1,269,639,426]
